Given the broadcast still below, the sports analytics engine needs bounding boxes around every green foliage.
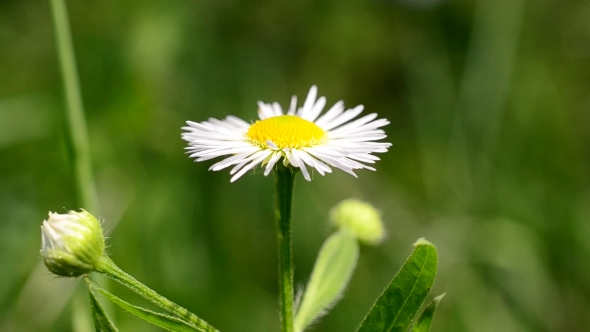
[412,293,445,332]
[295,231,359,331]
[88,286,118,332]
[87,279,203,332]
[357,239,438,332]
[2,0,589,330]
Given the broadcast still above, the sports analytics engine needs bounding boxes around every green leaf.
[88,285,119,332]
[412,293,445,332]
[85,279,202,332]
[294,230,359,332]
[357,238,438,332]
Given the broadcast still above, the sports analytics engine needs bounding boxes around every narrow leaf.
[88,286,119,332]
[86,279,202,332]
[294,230,359,332]
[413,293,445,332]
[96,256,218,331]
[357,238,438,332]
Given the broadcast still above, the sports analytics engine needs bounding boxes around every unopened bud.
[40,210,105,277]
[329,199,385,245]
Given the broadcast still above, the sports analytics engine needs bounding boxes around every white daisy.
[181,86,391,182]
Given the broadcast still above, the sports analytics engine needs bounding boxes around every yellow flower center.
[247,115,326,149]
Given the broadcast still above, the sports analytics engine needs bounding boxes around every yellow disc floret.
[247,115,326,149]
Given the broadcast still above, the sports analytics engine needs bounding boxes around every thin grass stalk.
[49,0,97,212]
[49,1,99,331]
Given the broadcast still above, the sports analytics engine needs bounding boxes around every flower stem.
[96,256,218,332]
[274,164,296,332]
[50,0,98,212]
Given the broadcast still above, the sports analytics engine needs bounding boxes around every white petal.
[264,152,283,176]
[267,140,279,150]
[314,101,344,127]
[229,160,250,175]
[258,102,275,120]
[284,149,297,166]
[328,113,377,134]
[225,116,251,128]
[313,153,358,177]
[210,149,260,171]
[230,149,271,174]
[335,135,388,142]
[297,150,332,175]
[321,105,364,131]
[347,153,379,163]
[272,102,284,116]
[287,96,297,115]
[304,96,326,122]
[231,150,272,182]
[289,150,311,181]
[298,85,318,118]
[303,146,347,158]
[329,118,390,136]
[195,147,257,161]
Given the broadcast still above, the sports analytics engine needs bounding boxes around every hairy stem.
[274,164,296,332]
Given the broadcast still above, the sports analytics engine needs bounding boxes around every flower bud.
[329,199,385,245]
[40,210,105,277]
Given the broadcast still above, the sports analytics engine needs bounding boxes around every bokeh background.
[1,0,590,331]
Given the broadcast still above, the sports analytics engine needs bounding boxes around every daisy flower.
[181,86,391,182]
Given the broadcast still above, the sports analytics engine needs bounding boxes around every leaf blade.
[357,238,438,332]
[294,231,359,332]
[88,285,119,332]
[86,279,202,332]
[413,293,445,332]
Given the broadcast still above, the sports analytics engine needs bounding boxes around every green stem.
[96,256,218,332]
[274,164,296,332]
[50,0,97,212]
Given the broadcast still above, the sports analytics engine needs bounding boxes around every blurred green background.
[1,0,590,331]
